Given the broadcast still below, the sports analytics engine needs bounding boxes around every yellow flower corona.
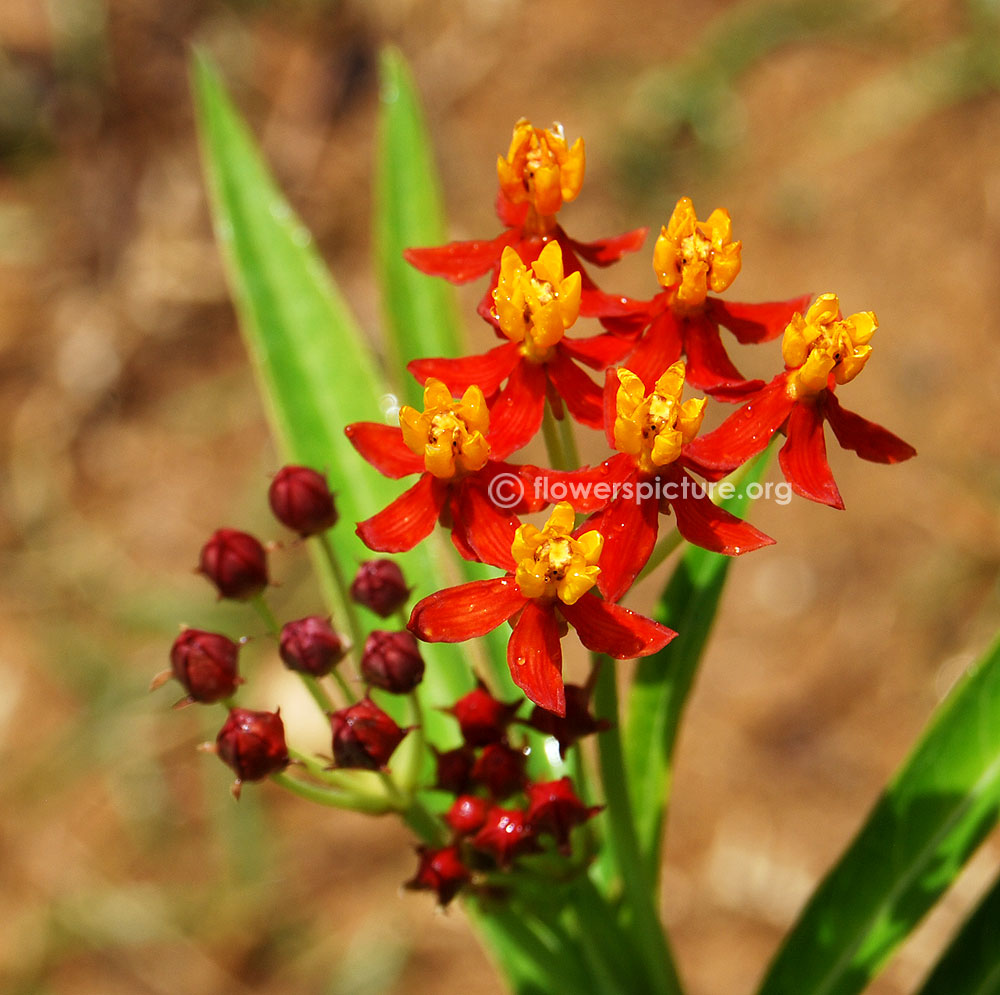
[497,119,585,231]
[399,379,490,479]
[493,242,582,364]
[614,363,706,476]
[513,502,602,605]
[782,293,876,400]
[653,197,742,313]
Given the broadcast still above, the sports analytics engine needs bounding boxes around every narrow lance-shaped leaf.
[757,633,1000,995]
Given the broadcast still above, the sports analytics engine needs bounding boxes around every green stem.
[541,401,570,471]
[271,771,392,813]
[594,657,684,995]
[401,797,446,846]
[556,404,580,469]
[318,532,366,668]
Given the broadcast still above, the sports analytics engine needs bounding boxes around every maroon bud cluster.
[471,742,527,798]
[446,681,521,747]
[350,559,410,618]
[166,628,243,704]
[360,630,424,693]
[330,696,408,770]
[198,528,269,601]
[268,465,338,537]
[279,615,346,677]
[216,708,290,798]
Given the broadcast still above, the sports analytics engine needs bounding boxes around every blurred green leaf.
[757,634,1000,995]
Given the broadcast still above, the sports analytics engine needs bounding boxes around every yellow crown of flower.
[497,119,585,231]
[512,502,602,605]
[782,293,876,400]
[399,379,490,479]
[653,197,742,313]
[493,242,582,364]
[613,363,706,476]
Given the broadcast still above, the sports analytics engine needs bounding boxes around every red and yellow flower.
[407,502,675,715]
[684,293,916,508]
[618,197,811,399]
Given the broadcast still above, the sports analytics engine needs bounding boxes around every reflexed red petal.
[708,294,812,345]
[487,361,547,458]
[683,312,763,400]
[452,482,519,571]
[588,485,660,603]
[564,226,648,266]
[824,392,917,464]
[477,460,542,513]
[779,401,844,509]
[532,454,632,513]
[408,343,519,395]
[560,332,635,371]
[580,287,648,320]
[559,593,676,660]
[624,308,684,389]
[507,601,565,715]
[664,467,775,555]
[409,577,525,642]
[496,190,529,228]
[684,374,794,474]
[548,351,604,429]
[404,230,520,283]
[356,474,448,552]
[345,422,424,479]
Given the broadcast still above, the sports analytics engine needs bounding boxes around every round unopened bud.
[447,682,521,747]
[216,708,289,798]
[268,465,338,537]
[445,794,491,836]
[330,696,408,771]
[279,616,346,677]
[472,742,528,799]
[168,628,243,704]
[360,630,424,694]
[432,745,476,794]
[350,559,410,617]
[405,845,470,906]
[198,528,269,601]
[525,777,603,851]
[471,807,540,867]
[526,682,609,757]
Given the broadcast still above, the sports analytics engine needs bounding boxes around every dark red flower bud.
[166,628,243,704]
[279,615,346,677]
[432,745,476,794]
[268,465,338,537]
[525,682,610,757]
[445,794,491,836]
[471,807,540,867]
[198,528,269,601]
[350,559,410,618]
[405,845,470,906]
[525,777,603,851]
[360,630,424,694]
[216,708,289,798]
[330,696,408,770]
[472,742,528,799]
[446,681,521,747]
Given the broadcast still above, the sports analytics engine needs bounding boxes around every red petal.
[602,368,619,449]
[452,482,519,571]
[684,374,794,474]
[588,485,660,603]
[624,309,684,389]
[507,601,565,715]
[559,332,635,371]
[559,593,676,659]
[408,343,519,395]
[565,226,648,266]
[496,190,528,228]
[779,401,844,509]
[356,474,449,552]
[408,577,525,643]
[682,312,763,400]
[403,230,520,283]
[532,454,633,513]
[548,351,604,429]
[664,467,775,555]
[580,287,648,320]
[487,361,547,459]
[824,392,916,464]
[345,423,423,479]
[708,294,812,344]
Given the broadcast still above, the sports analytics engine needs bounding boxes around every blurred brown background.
[1,0,999,993]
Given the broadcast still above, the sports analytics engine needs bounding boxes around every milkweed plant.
[158,48,1000,995]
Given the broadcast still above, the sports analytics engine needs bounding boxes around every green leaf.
[757,633,1000,995]
[191,51,474,739]
[916,871,1000,995]
[374,46,464,407]
[623,449,773,881]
